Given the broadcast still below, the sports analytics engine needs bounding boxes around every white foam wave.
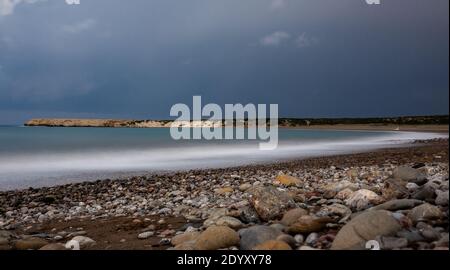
[0,131,447,189]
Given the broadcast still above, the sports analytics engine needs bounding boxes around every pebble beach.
[0,138,448,250]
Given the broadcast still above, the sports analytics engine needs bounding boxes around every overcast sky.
[0,0,448,124]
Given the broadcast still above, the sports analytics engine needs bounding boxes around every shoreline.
[1,139,448,203]
[280,124,449,133]
[1,127,447,191]
[15,124,450,134]
[0,135,448,192]
[0,139,448,250]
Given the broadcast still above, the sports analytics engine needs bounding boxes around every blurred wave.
[0,127,447,190]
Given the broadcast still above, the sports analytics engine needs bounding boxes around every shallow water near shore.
[0,126,447,190]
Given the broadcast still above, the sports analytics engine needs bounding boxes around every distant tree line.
[278,115,449,126]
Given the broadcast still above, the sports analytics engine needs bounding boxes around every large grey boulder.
[239,225,283,250]
[331,210,402,250]
[392,166,427,184]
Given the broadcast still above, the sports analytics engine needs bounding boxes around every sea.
[0,126,447,190]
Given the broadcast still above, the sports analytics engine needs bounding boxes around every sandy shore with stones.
[0,138,448,250]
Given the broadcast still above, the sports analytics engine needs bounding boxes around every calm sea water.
[0,126,447,190]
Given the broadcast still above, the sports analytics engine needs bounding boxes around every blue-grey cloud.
[0,0,46,16]
[260,31,291,46]
[0,0,448,125]
[270,0,286,10]
[61,18,95,34]
[295,33,319,48]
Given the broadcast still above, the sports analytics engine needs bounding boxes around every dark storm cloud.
[0,0,448,124]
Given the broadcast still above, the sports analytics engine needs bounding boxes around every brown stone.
[252,240,292,250]
[280,208,308,226]
[215,187,234,195]
[14,237,49,250]
[287,215,332,234]
[171,232,200,246]
[248,186,295,221]
[194,226,239,250]
[39,243,68,250]
[275,175,301,187]
[173,241,196,250]
[381,178,409,200]
[408,203,443,224]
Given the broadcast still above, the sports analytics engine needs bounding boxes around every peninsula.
[24,115,449,132]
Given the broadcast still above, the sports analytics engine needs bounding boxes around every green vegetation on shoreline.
[279,115,449,127]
